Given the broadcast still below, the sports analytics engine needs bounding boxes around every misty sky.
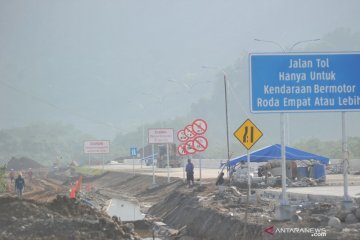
[1,0,360,138]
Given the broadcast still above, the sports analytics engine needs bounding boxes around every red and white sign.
[177,130,188,142]
[192,136,208,152]
[185,140,196,154]
[176,118,209,155]
[184,125,196,138]
[84,140,110,154]
[192,119,208,135]
[148,128,174,144]
[177,144,187,156]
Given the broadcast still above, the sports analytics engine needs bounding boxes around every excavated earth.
[2,168,360,240]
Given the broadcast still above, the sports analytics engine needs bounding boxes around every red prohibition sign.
[177,144,188,156]
[177,129,188,142]
[185,140,196,154]
[192,136,208,152]
[192,119,208,135]
[184,125,196,139]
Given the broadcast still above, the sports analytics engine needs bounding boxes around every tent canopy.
[228,144,329,167]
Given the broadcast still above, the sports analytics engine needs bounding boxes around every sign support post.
[342,112,352,203]
[167,143,170,183]
[247,150,250,197]
[199,156,202,186]
[152,144,155,185]
[280,113,288,205]
[132,155,135,176]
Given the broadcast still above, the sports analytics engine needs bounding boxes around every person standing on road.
[216,172,225,186]
[15,172,25,199]
[185,158,194,187]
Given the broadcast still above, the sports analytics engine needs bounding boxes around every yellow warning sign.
[233,119,263,150]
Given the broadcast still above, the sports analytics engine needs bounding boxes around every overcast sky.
[1,0,360,138]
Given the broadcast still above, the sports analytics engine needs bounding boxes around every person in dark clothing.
[185,159,194,187]
[216,172,225,186]
[15,173,25,199]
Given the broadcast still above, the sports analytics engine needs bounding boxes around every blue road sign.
[130,147,137,156]
[249,52,360,112]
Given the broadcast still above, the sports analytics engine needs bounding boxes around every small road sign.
[233,119,263,150]
[192,119,207,135]
[130,147,137,156]
[177,129,188,142]
[177,144,187,156]
[184,125,196,138]
[185,140,196,154]
[192,136,208,152]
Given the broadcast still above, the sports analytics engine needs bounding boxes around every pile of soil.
[0,195,140,240]
[6,157,44,171]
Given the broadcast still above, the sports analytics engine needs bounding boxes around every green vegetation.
[74,167,105,176]
[294,137,360,159]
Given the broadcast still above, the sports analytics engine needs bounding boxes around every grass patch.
[74,167,105,176]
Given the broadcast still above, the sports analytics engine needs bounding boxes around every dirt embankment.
[0,170,141,240]
[89,171,360,240]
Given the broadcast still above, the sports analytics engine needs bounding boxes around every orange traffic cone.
[70,186,76,199]
[75,180,79,192]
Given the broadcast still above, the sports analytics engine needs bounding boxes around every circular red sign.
[192,119,208,135]
[177,129,188,142]
[184,125,196,139]
[192,136,208,152]
[177,144,188,156]
[185,140,196,154]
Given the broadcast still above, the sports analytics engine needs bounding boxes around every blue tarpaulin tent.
[228,144,329,166]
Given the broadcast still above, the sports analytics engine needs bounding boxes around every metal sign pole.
[132,154,135,176]
[102,154,105,170]
[88,154,90,167]
[342,112,351,202]
[183,158,185,181]
[142,124,144,169]
[280,113,288,205]
[152,144,156,185]
[199,156,202,186]
[167,143,170,183]
[247,150,250,197]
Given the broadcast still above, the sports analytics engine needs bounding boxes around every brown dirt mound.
[6,157,44,171]
[0,195,140,240]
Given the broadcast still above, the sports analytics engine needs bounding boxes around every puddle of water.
[106,199,145,221]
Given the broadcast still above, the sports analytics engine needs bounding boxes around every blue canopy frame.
[228,144,329,167]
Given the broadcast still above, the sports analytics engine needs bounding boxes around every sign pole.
[102,154,104,170]
[342,112,351,202]
[132,155,135,176]
[167,143,170,183]
[88,154,90,167]
[247,150,250,197]
[183,158,185,182]
[152,144,156,185]
[142,123,144,169]
[199,156,202,186]
[280,113,288,205]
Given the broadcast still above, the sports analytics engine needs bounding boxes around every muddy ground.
[83,171,360,240]
[2,169,360,240]
[0,171,140,240]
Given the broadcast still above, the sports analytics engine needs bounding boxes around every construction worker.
[185,159,194,187]
[15,172,25,199]
[216,172,225,186]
